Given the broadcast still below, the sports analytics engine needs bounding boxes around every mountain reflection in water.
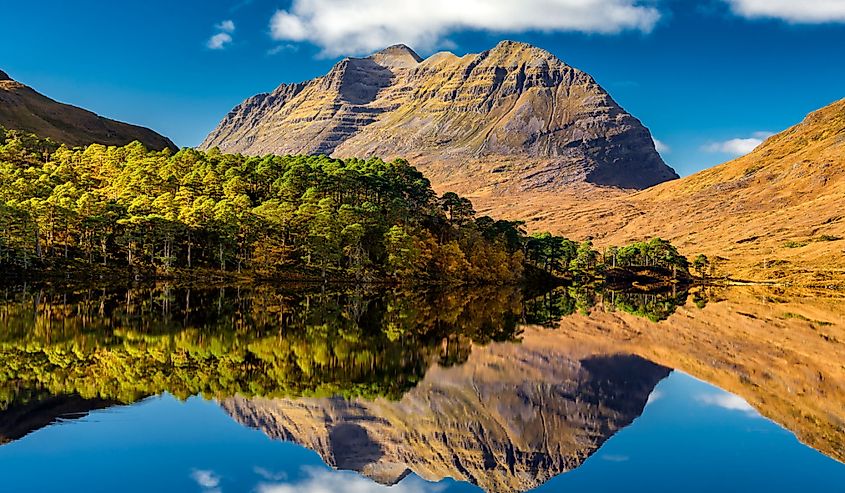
[0,283,842,492]
[223,345,668,492]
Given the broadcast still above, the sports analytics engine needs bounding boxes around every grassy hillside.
[0,72,175,150]
[477,98,845,286]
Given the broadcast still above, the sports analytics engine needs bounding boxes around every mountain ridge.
[201,40,678,192]
[0,70,176,151]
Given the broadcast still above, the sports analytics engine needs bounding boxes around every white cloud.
[701,131,774,156]
[645,389,664,406]
[254,466,288,481]
[601,454,630,462]
[191,469,222,492]
[267,44,300,56]
[696,392,760,416]
[257,466,444,493]
[207,32,233,50]
[724,0,845,23]
[217,20,236,32]
[269,0,662,56]
[652,138,670,154]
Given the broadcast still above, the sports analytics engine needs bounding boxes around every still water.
[0,284,842,492]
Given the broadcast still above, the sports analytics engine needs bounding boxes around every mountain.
[0,69,175,150]
[222,330,669,492]
[477,98,845,285]
[200,41,678,193]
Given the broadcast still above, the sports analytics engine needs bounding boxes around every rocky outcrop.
[221,329,670,492]
[0,70,176,150]
[201,41,677,193]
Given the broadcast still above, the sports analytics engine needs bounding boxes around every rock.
[200,41,678,193]
[369,44,423,69]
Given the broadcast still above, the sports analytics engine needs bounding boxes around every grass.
[781,312,833,326]
[743,164,764,176]
[783,240,810,248]
[782,235,843,249]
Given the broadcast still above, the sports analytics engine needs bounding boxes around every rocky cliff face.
[0,71,176,150]
[201,41,677,193]
[221,329,669,492]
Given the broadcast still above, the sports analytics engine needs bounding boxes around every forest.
[0,128,693,283]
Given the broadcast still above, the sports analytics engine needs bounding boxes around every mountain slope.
[477,98,845,284]
[0,70,175,150]
[201,41,677,193]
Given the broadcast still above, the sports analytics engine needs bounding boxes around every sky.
[1,0,844,176]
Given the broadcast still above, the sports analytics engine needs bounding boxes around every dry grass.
[465,99,845,286]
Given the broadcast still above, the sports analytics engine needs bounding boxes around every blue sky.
[1,0,844,176]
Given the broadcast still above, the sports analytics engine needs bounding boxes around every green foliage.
[524,232,578,274]
[524,234,691,281]
[0,130,529,283]
[783,240,810,249]
[0,281,694,410]
[610,238,689,271]
[605,289,689,322]
[0,273,709,427]
[693,254,710,277]
[780,312,833,327]
[0,129,692,285]
[570,240,599,272]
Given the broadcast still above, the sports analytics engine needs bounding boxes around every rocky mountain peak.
[491,39,552,55]
[0,70,11,81]
[369,44,423,69]
[200,41,678,192]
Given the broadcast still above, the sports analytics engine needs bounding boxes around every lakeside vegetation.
[0,129,694,284]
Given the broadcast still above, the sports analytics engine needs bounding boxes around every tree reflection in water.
[0,282,692,442]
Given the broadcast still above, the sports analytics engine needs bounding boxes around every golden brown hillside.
[477,98,845,285]
[0,70,175,150]
[559,286,845,464]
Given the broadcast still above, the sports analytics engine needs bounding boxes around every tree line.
[0,285,527,406]
[0,128,694,283]
[0,129,525,282]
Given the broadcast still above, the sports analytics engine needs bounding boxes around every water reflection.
[0,283,841,492]
[224,347,668,492]
[0,283,690,407]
